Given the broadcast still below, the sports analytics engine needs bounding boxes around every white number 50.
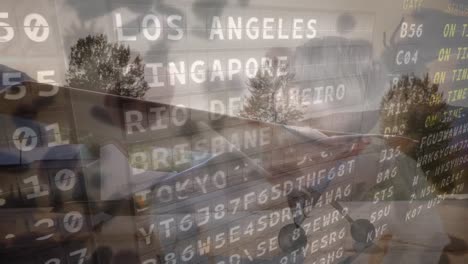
[0,12,50,43]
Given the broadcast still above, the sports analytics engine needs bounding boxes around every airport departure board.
[0,0,468,264]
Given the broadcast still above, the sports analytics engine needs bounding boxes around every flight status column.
[372,0,467,261]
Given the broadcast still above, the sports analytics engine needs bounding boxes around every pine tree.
[66,34,149,98]
[380,73,449,151]
[379,73,453,194]
[239,64,303,124]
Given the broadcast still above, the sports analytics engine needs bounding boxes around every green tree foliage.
[380,73,454,194]
[239,64,303,124]
[380,74,449,155]
[66,34,149,98]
